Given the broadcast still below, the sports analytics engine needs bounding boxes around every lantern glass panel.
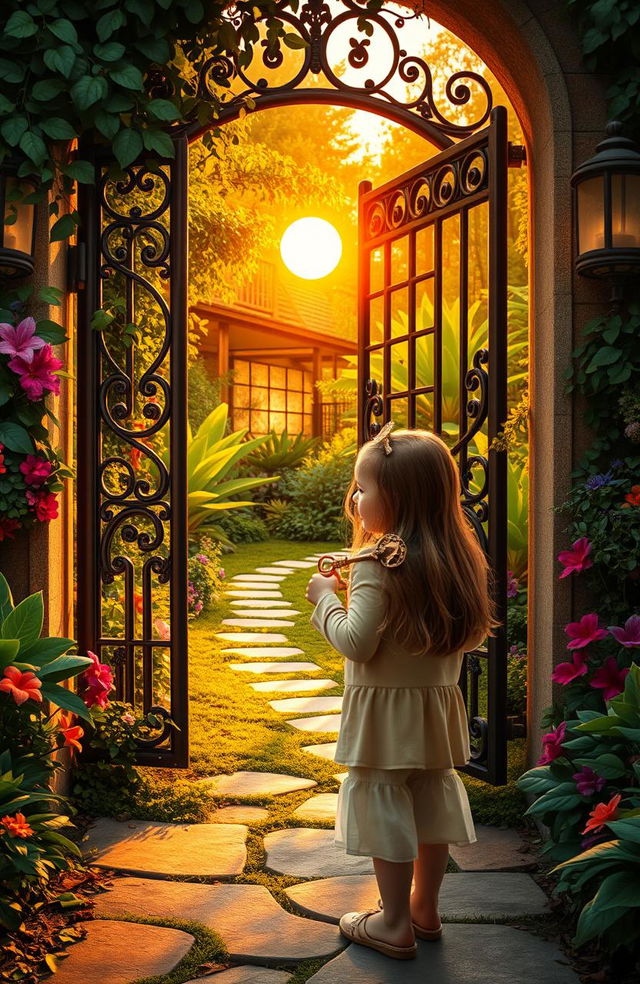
[3,178,34,254]
[577,175,605,253]
[611,173,640,248]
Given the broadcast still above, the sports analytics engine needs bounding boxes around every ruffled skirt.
[334,765,476,863]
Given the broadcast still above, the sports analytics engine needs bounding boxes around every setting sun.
[280,217,343,279]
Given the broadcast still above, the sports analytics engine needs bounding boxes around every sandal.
[339,909,417,960]
[377,897,443,941]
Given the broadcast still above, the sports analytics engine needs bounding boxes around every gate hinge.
[508,143,527,167]
[67,242,87,293]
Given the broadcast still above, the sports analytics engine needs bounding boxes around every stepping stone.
[221,647,304,658]
[52,919,193,984]
[292,793,339,821]
[287,714,342,733]
[255,567,295,575]
[93,879,344,967]
[269,696,343,714]
[301,742,337,760]
[229,661,321,674]
[212,805,270,823]
[216,632,289,643]
[450,824,536,872]
[232,574,286,582]
[285,872,550,924]
[250,679,338,694]
[221,618,295,628]
[265,828,373,876]
[230,609,301,618]
[82,819,247,877]
[226,590,284,599]
[198,771,317,797]
[229,599,294,608]
[185,970,292,984]
[225,582,285,591]
[272,559,317,568]
[305,924,580,983]
[334,772,348,783]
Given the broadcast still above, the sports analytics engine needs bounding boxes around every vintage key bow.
[317,532,407,589]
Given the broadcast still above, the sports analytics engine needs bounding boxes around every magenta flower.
[7,344,63,401]
[0,317,46,363]
[80,651,114,709]
[608,614,640,648]
[552,651,589,685]
[565,613,608,650]
[557,537,593,579]
[19,454,53,487]
[218,567,226,579]
[507,570,519,598]
[572,766,606,798]
[590,657,629,701]
[537,720,567,765]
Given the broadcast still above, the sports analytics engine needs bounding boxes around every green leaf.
[94,110,120,140]
[109,64,143,90]
[141,129,175,158]
[40,118,76,140]
[50,213,77,242]
[147,99,181,121]
[606,817,640,843]
[0,574,14,621]
[586,346,621,372]
[524,782,583,817]
[96,9,125,41]
[19,637,75,665]
[43,45,76,79]
[63,161,95,184]
[32,79,68,101]
[135,37,170,62]
[0,900,23,931]
[574,753,627,779]
[113,128,143,168]
[94,41,126,62]
[35,320,68,344]
[48,18,78,44]
[0,93,15,115]
[0,58,25,84]
[71,75,108,111]
[0,638,20,669]
[38,285,64,305]
[283,32,308,49]
[0,592,44,652]
[1,116,28,147]
[39,682,93,722]
[0,421,33,454]
[5,11,38,38]
[37,654,92,683]
[18,131,48,166]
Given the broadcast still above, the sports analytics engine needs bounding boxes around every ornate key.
[317,532,407,588]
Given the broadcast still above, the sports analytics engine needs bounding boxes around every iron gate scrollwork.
[357,107,508,784]
[77,139,188,767]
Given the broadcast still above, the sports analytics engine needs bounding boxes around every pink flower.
[154,618,170,640]
[558,537,593,579]
[537,720,567,765]
[121,712,135,726]
[565,613,608,650]
[572,766,607,798]
[552,651,589,685]
[590,657,629,701]
[80,651,114,709]
[608,614,640,648]
[0,317,46,363]
[7,344,63,401]
[506,571,519,598]
[19,454,53,486]
[218,568,225,579]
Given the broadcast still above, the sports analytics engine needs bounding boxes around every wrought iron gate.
[77,139,189,766]
[357,107,509,784]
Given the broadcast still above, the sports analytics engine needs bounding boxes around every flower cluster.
[187,538,225,619]
[80,651,114,709]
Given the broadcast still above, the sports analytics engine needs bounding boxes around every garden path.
[67,551,580,984]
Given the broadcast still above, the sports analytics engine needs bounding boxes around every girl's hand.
[306,572,341,604]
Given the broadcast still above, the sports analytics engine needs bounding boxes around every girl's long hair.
[343,429,502,657]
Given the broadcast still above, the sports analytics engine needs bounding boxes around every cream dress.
[311,548,476,861]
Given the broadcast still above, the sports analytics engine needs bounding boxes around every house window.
[231,359,313,436]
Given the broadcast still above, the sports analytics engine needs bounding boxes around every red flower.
[537,720,567,765]
[58,712,84,755]
[623,485,640,507]
[0,518,21,541]
[1,812,34,838]
[552,651,589,685]
[0,442,6,475]
[565,613,608,650]
[19,454,53,487]
[557,537,593,579]
[582,793,622,834]
[133,592,143,615]
[26,489,59,522]
[590,657,629,701]
[0,666,43,706]
[7,344,63,401]
[80,651,114,709]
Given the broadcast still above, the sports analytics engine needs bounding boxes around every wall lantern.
[0,160,38,279]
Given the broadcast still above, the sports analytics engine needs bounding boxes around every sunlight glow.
[280,217,343,279]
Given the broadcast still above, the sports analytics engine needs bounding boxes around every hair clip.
[371,419,395,455]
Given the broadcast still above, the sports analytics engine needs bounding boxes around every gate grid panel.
[77,140,189,767]
[358,107,508,784]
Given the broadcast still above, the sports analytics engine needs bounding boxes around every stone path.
[73,549,578,984]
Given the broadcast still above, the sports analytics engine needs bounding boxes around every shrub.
[187,537,225,617]
[507,645,527,716]
[210,507,270,544]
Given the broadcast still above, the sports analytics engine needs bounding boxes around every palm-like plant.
[245,428,321,474]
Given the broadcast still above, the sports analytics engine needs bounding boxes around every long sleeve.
[310,558,386,663]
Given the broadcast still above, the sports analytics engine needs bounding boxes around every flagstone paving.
[450,824,536,872]
[264,828,374,876]
[284,872,549,923]
[184,970,292,984]
[197,770,317,797]
[250,679,338,693]
[229,599,295,608]
[53,919,194,984]
[229,661,321,674]
[301,741,338,760]
[291,793,339,821]
[255,566,296,575]
[216,632,289,643]
[232,573,287,580]
[286,714,342,733]
[82,819,247,877]
[221,646,304,658]
[268,695,343,714]
[225,581,287,591]
[93,879,345,965]
[230,609,302,618]
[222,618,296,628]
[271,559,318,568]
[211,805,270,823]
[225,590,284,599]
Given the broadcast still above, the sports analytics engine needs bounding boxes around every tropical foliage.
[245,428,321,475]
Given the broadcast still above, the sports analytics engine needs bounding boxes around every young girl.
[305,423,500,961]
